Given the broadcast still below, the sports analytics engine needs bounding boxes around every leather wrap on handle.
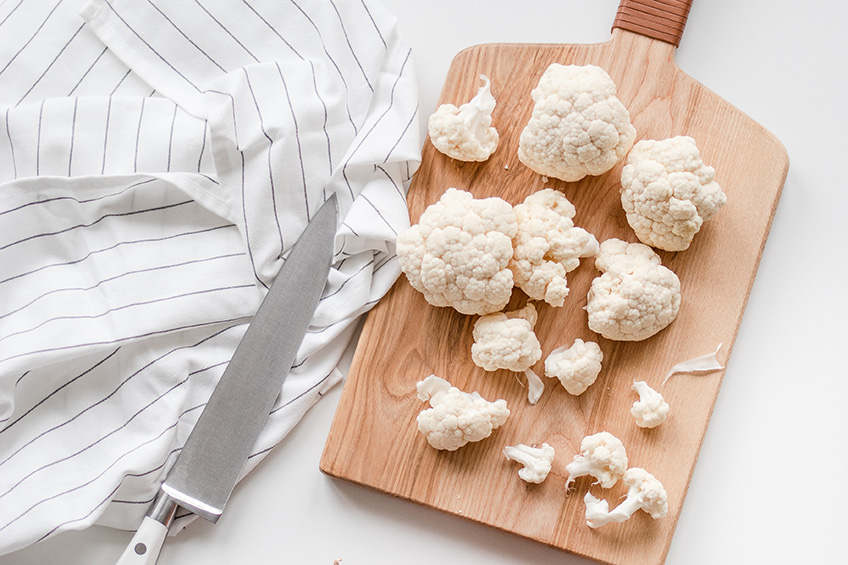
[612,0,693,47]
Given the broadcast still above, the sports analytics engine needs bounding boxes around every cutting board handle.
[612,0,693,47]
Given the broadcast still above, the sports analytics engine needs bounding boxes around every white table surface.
[5,1,847,564]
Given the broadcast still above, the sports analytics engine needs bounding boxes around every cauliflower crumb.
[428,74,499,162]
[544,339,603,395]
[397,188,517,315]
[518,64,636,182]
[630,381,669,428]
[503,443,555,484]
[586,238,681,341]
[509,189,599,307]
[620,136,727,251]
[471,303,542,372]
[416,375,510,451]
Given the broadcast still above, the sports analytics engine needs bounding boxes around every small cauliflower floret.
[509,189,599,307]
[518,64,636,182]
[472,303,542,372]
[586,238,681,341]
[630,381,669,428]
[503,443,555,484]
[621,136,727,251]
[416,375,510,451]
[397,188,518,315]
[584,468,668,528]
[565,431,628,490]
[428,74,499,162]
[544,338,603,396]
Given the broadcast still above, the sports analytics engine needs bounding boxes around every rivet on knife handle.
[115,493,177,565]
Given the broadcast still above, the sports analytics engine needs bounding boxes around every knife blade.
[116,194,338,565]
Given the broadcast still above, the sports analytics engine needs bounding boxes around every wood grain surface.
[320,28,787,565]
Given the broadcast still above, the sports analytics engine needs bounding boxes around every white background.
[5,0,847,563]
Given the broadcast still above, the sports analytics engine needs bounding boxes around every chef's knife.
[116,194,338,565]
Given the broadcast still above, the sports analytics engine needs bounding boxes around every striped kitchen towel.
[0,0,420,555]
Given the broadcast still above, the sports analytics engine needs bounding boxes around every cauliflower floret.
[630,380,669,428]
[397,188,518,315]
[503,443,555,484]
[416,375,510,451]
[565,431,628,490]
[471,303,542,372]
[586,238,681,341]
[544,338,603,396]
[428,74,499,162]
[518,64,636,182]
[620,136,727,251]
[583,468,668,528]
[509,189,599,307]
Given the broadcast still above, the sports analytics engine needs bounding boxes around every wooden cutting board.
[320,2,788,564]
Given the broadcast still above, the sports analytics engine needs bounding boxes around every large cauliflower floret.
[565,431,628,489]
[397,188,518,315]
[472,303,542,372]
[509,188,599,307]
[518,64,636,182]
[586,238,681,341]
[416,375,510,451]
[428,74,499,162]
[544,338,604,396]
[620,136,727,251]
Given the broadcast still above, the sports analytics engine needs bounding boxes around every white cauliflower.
[471,303,542,372]
[416,375,510,451]
[428,74,499,162]
[620,136,727,251]
[586,238,681,341]
[544,339,603,396]
[565,431,628,490]
[518,64,636,182]
[583,467,668,528]
[503,443,555,484]
[630,381,669,428]
[509,189,599,307]
[397,188,518,315]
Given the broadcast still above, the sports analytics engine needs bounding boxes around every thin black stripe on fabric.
[0,0,26,30]
[67,97,78,176]
[0,223,233,287]
[192,0,259,63]
[67,47,109,96]
[289,0,358,134]
[328,0,373,92]
[0,0,63,77]
[242,67,284,251]
[275,64,310,219]
[0,315,248,366]
[4,108,17,178]
[1,284,254,345]
[101,0,203,93]
[145,0,227,73]
[0,349,121,433]
[16,23,86,107]
[0,200,195,252]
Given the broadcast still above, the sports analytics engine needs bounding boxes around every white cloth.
[0,0,419,555]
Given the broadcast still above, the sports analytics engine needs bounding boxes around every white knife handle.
[116,516,169,565]
[116,493,178,565]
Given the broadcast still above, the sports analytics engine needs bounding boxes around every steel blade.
[161,194,337,522]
